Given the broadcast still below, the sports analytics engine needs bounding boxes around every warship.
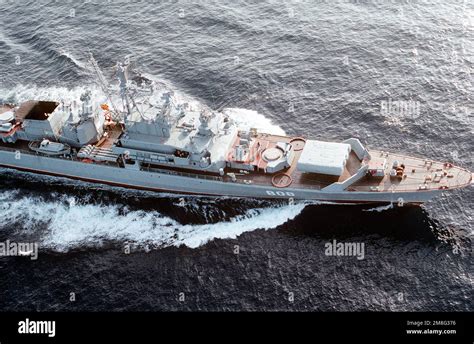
[0,55,472,205]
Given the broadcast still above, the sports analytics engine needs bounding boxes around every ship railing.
[143,165,227,182]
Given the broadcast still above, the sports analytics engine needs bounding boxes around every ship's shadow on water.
[279,204,468,251]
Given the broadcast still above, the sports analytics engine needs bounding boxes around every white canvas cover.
[297,140,351,176]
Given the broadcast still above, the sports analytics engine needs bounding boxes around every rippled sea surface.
[0,0,472,311]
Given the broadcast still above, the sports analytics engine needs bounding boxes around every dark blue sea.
[0,0,472,311]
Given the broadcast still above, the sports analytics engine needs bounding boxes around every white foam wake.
[58,49,91,71]
[223,108,286,136]
[0,84,106,106]
[362,203,394,212]
[0,191,307,251]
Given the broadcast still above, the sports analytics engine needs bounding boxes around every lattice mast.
[88,53,122,121]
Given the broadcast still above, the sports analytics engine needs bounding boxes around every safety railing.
[143,165,225,182]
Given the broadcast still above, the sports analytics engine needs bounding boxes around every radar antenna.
[116,58,149,124]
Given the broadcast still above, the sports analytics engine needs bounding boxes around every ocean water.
[0,0,472,311]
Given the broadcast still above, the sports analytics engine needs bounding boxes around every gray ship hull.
[0,150,442,204]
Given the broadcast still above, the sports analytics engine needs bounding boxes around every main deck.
[226,134,471,193]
